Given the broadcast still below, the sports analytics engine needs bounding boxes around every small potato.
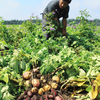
[38,88,45,95]
[23,71,32,80]
[31,87,38,94]
[33,67,39,73]
[27,91,33,97]
[48,95,54,99]
[40,75,45,81]
[51,89,57,96]
[42,79,46,83]
[43,84,51,92]
[17,94,25,100]
[25,80,30,87]
[25,97,31,100]
[52,76,60,83]
[55,96,62,100]
[51,82,58,89]
[43,95,48,100]
[23,95,29,99]
[31,95,38,100]
[31,79,40,87]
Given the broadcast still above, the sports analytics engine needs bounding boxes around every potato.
[55,96,62,100]
[31,79,40,87]
[51,82,58,89]
[38,88,44,95]
[25,80,30,87]
[40,75,45,81]
[33,67,39,73]
[43,84,51,92]
[17,94,25,100]
[31,87,38,94]
[51,89,57,96]
[52,76,60,83]
[27,91,33,97]
[23,71,32,79]
[48,94,54,99]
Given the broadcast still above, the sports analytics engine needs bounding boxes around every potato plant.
[0,9,100,99]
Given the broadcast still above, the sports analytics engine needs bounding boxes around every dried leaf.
[96,75,100,83]
[76,89,85,93]
[77,81,86,86]
[89,83,98,99]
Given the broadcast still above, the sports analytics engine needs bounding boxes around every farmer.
[42,0,72,39]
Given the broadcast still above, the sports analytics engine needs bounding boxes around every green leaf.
[3,73,9,83]
[20,60,26,70]
[95,62,100,66]
[0,73,9,84]
[3,92,14,100]
[0,84,3,99]
[79,68,86,77]
[86,86,92,92]
[87,67,92,77]
[1,85,9,93]
[67,48,71,57]
[13,49,19,57]
[10,59,19,73]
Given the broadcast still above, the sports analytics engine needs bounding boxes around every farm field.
[0,10,100,100]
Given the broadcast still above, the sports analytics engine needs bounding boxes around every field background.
[2,18,100,26]
[0,10,100,100]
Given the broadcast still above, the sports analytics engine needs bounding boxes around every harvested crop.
[33,67,40,73]
[31,87,38,94]
[43,84,51,92]
[42,79,46,83]
[55,96,62,100]
[51,89,57,96]
[23,71,32,80]
[37,74,42,78]
[48,94,54,99]
[43,95,48,100]
[38,88,45,95]
[52,76,60,83]
[24,90,28,94]
[40,75,45,81]
[31,95,38,100]
[23,95,29,99]
[50,82,58,89]
[17,94,25,100]
[27,91,33,97]
[25,80,30,87]
[31,79,40,87]
[25,97,31,100]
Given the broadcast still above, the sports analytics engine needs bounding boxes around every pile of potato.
[17,67,64,100]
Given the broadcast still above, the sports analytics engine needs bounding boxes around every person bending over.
[42,0,72,39]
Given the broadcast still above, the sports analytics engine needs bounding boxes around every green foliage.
[43,11,63,38]
[0,9,100,99]
[0,84,14,100]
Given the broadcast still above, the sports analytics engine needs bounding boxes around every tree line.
[3,19,100,26]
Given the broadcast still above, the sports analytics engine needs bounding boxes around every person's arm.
[53,18,67,37]
[62,5,69,36]
[62,18,67,36]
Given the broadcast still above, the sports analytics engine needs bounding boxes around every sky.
[0,0,100,20]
